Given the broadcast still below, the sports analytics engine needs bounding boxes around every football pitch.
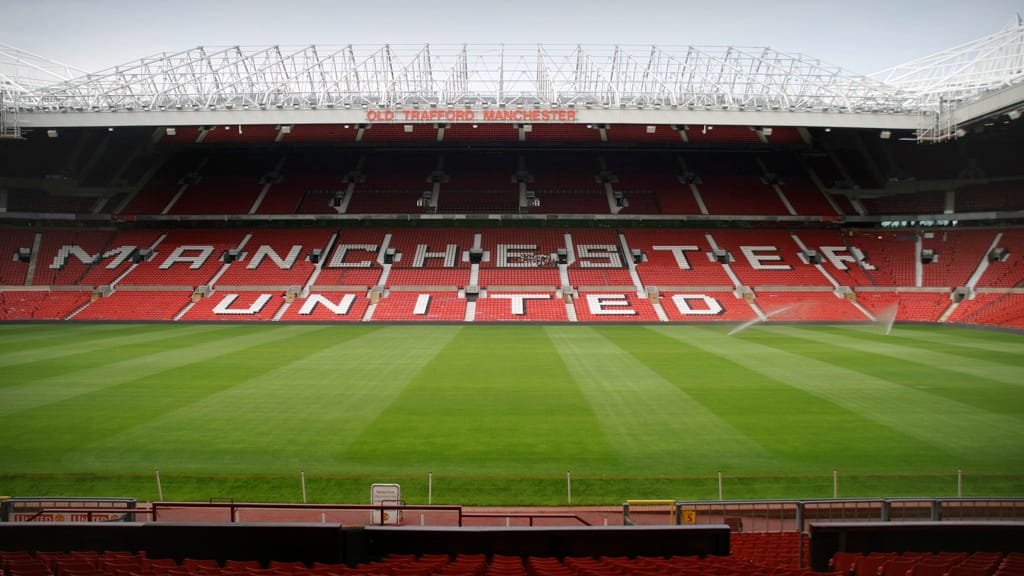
[0,322,1022,505]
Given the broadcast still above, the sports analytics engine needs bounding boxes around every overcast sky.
[4,0,1022,76]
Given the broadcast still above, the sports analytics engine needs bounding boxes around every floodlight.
[1009,110,1022,120]
[880,130,891,139]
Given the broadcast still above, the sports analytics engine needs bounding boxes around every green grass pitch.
[0,322,1022,505]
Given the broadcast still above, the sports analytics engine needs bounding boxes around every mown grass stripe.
[790,325,1024,386]
[742,327,1024,418]
[75,325,462,474]
[0,324,259,391]
[0,323,149,347]
[344,326,613,476]
[0,324,314,416]
[653,325,1024,468]
[0,323,234,369]
[828,325,1024,367]
[1,324,350,472]
[601,326,948,474]
[882,325,1024,355]
[546,325,777,473]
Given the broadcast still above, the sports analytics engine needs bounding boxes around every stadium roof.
[2,18,1023,139]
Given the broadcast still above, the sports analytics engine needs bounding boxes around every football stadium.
[1,9,1024,574]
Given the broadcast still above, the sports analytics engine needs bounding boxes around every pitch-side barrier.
[623,497,1024,531]
[4,501,593,527]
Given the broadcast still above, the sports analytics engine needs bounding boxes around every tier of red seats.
[605,124,683,143]
[854,291,953,323]
[71,290,192,321]
[277,291,371,322]
[0,228,39,285]
[685,125,763,144]
[955,183,1024,212]
[712,230,831,287]
[442,153,517,192]
[116,229,244,288]
[779,177,838,217]
[3,226,1023,327]
[617,190,661,214]
[525,124,600,142]
[840,231,918,287]
[108,148,1020,218]
[214,229,334,288]
[574,291,660,322]
[627,229,735,287]
[478,268,560,288]
[947,293,1024,329]
[7,227,1021,293]
[755,291,869,321]
[361,124,437,143]
[698,175,790,216]
[32,230,116,286]
[122,152,204,215]
[789,230,876,288]
[920,229,996,288]
[443,124,519,143]
[312,229,384,287]
[201,125,280,144]
[975,229,1024,289]
[660,291,758,322]
[181,291,285,321]
[438,190,519,214]
[861,190,946,215]
[830,551,1013,576]
[608,153,701,215]
[385,229,477,269]
[475,292,569,321]
[77,230,166,287]
[255,153,351,215]
[568,268,635,287]
[371,291,467,321]
[4,548,1020,576]
[477,229,566,269]
[387,268,471,288]
[0,290,91,320]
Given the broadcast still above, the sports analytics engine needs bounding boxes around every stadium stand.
[1,224,1022,326]
[212,229,334,288]
[114,229,245,288]
[660,291,758,321]
[277,290,372,322]
[1,47,1023,330]
[71,290,193,321]
[475,291,569,321]
[710,230,833,287]
[371,291,467,321]
[181,291,286,321]
[754,291,869,321]
[31,229,116,286]
[627,229,735,288]
[0,289,92,320]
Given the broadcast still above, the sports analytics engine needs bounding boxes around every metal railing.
[623,497,1024,531]
[6,501,592,527]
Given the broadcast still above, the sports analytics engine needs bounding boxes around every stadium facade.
[0,20,1022,326]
